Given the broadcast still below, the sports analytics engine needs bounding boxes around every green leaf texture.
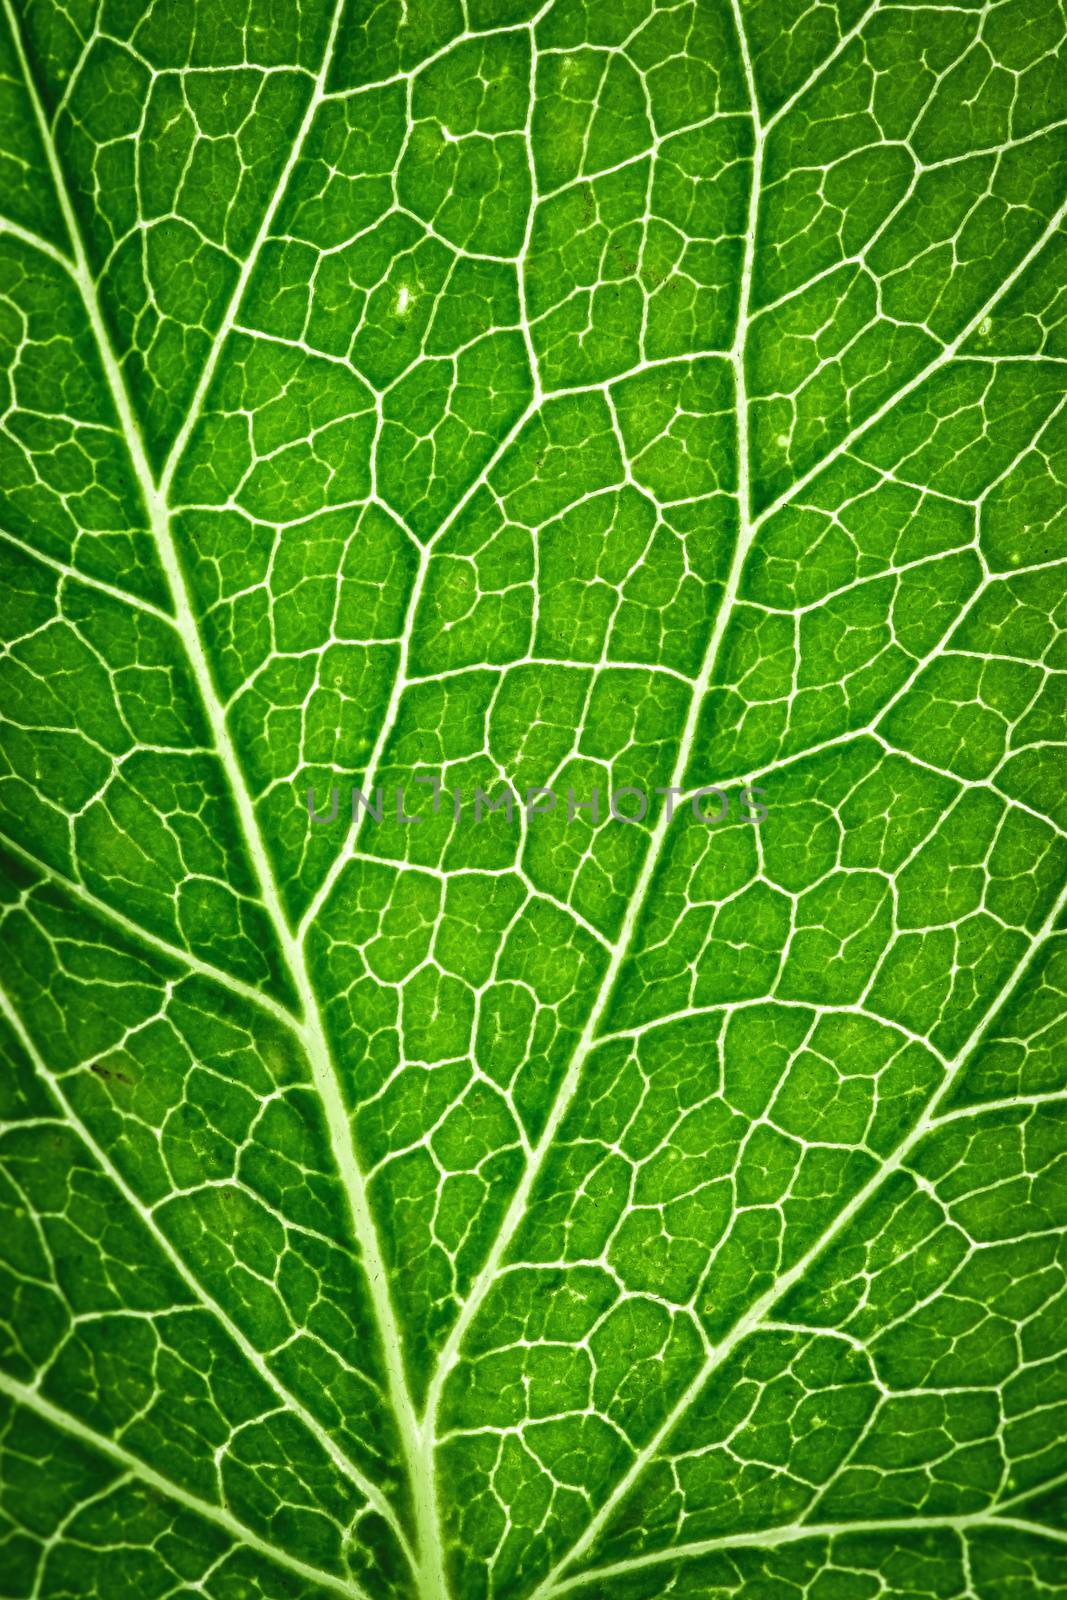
[1,0,1066,1596]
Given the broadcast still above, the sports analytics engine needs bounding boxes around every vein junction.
[0,0,1065,1597]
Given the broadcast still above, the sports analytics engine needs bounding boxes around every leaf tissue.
[0,0,1065,1597]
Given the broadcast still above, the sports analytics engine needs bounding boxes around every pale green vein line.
[998,1462,1067,1512]
[3,5,440,1593]
[3,7,1065,1600]
[419,0,768,1452]
[295,385,544,944]
[0,523,177,626]
[547,1510,1067,1591]
[931,1089,1066,1127]
[535,875,1067,1598]
[0,982,411,1555]
[156,4,344,499]
[0,827,300,1029]
[0,213,72,268]
[753,197,1067,535]
[0,1370,371,1600]
[764,0,882,130]
[992,1517,1067,1547]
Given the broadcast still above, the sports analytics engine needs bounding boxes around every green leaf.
[1,0,1065,1597]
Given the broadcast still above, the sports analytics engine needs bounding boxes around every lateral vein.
[547,1510,1067,1592]
[535,876,1067,1596]
[0,1369,374,1600]
[0,983,409,1552]
[3,4,440,1592]
[419,0,768,1456]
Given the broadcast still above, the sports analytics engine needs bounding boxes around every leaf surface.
[1,1,1065,1597]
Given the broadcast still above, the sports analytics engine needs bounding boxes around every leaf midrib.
[0,985,402,1543]
[3,2,1066,1597]
[2,1,440,1590]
